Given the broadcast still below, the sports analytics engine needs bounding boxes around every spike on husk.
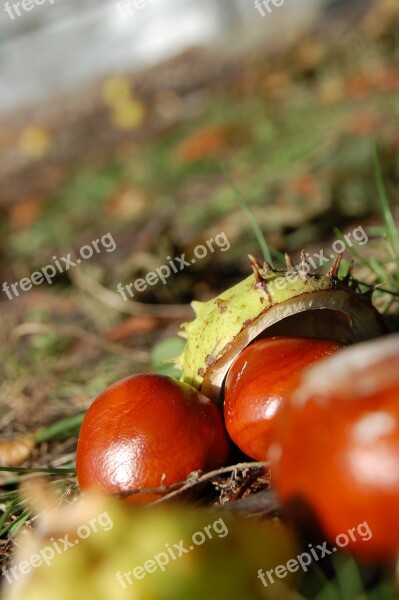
[177,254,386,403]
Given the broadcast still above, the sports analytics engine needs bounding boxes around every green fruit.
[178,255,385,401]
[5,493,298,600]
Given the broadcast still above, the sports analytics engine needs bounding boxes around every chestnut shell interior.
[216,307,352,403]
[257,308,355,344]
[200,287,385,403]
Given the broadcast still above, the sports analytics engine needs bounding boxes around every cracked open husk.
[178,254,385,402]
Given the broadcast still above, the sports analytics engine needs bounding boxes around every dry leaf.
[102,76,132,105]
[0,434,35,467]
[106,187,147,219]
[111,99,145,130]
[9,197,44,231]
[290,174,320,201]
[317,76,345,104]
[348,112,381,136]
[19,126,52,159]
[174,125,233,163]
[262,70,291,99]
[345,74,372,100]
[106,316,160,342]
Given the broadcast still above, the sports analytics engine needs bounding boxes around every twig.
[0,466,76,474]
[351,278,399,298]
[9,323,150,361]
[70,268,192,320]
[116,462,269,503]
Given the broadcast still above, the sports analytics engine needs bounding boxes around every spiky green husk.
[178,256,385,399]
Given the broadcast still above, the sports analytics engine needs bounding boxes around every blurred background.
[0,0,383,189]
[0,0,398,432]
[0,0,348,114]
[0,0,398,593]
[0,0,398,431]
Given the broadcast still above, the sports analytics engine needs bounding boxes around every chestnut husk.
[178,254,386,403]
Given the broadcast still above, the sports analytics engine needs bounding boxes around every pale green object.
[4,493,298,600]
[178,256,385,402]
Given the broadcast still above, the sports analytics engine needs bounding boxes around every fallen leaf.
[0,434,36,467]
[345,74,372,100]
[102,76,132,105]
[174,125,235,163]
[290,174,320,200]
[317,76,345,104]
[106,186,148,219]
[111,99,146,130]
[106,316,160,341]
[261,70,291,99]
[348,112,381,136]
[9,197,44,231]
[19,126,52,159]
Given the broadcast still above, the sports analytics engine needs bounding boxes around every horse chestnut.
[76,374,230,502]
[224,337,344,460]
[269,334,399,560]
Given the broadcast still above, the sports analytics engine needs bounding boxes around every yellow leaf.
[111,99,145,130]
[19,126,52,158]
[102,76,132,105]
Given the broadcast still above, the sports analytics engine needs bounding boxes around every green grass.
[332,145,399,316]
[221,162,274,266]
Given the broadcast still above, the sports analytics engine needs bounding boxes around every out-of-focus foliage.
[4,491,298,600]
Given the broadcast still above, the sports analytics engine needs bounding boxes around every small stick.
[70,268,192,319]
[117,462,269,502]
[10,322,149,361]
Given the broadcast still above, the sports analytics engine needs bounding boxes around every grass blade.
[221,162,274,267]
[373,143,398,259]
[35,413,84,443]
[333,227,397,292]
[0,467,76,474]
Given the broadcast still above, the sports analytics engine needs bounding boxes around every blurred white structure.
[0,0,330,115]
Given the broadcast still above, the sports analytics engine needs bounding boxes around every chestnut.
[224,337,344,460]
[76,374,230,502]
[269,333,399,560]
